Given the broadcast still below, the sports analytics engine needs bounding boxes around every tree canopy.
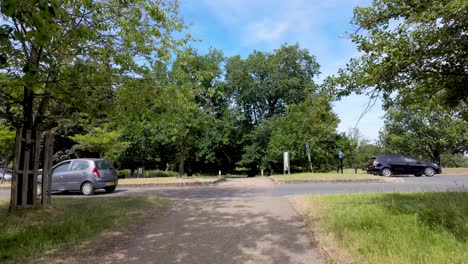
[328,0,468,112]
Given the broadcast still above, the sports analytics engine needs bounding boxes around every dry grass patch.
[271,170,377,183]
[442,168,468,175]
[119,176,222,186]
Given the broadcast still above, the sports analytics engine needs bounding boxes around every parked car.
[0,167,12,181]
[367,155,441,177]
[38,159,118,195]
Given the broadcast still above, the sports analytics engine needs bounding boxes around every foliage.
[328,0,468,111]
[0,0,187,130]
[440,154,468,168]
[380,95,467,165]
[0,125,15,166]
[69,125,129,161]
[267,93,339,172]
[225,43,320,124]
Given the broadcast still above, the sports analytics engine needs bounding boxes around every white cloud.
[244,19,289,43]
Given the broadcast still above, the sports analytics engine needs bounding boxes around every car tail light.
[373,160,379,167]
[92,167,100,177]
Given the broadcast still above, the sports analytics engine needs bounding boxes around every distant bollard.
[218,170,221,176]
[261,169,264,176]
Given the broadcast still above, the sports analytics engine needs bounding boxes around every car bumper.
[94,179,118,189]
[367,168,381,175]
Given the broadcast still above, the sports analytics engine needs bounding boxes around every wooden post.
[10,129,22,212]
[32,130,41,206]
[42,133,54,205]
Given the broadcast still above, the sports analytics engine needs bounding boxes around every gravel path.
[43,178,323,264]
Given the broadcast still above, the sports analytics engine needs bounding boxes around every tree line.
[0,0,466,177]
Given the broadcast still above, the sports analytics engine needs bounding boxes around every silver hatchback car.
[38,158,118,195]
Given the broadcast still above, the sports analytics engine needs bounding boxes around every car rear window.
[95,160,114,170]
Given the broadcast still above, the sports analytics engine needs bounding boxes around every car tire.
[414,174,422,177]
[81,182,95,195]
[424,167,436,177]
[37,183,42,196]
[382,168,392,177]
[104,186,116,193]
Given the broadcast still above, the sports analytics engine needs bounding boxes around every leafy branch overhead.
[328,0,468,111]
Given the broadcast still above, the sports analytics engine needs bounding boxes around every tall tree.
[380,95,467,165]
[266,93,339,172]
[328,0,468,112]
[225,44,320,124]
[0,0,186,131]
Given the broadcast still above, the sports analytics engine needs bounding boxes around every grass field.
[295,192,468,264]
[0,196,166,262]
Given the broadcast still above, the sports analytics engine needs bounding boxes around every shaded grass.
[296,192,468,264]
[119,176,221,186]
[0,196,166,262]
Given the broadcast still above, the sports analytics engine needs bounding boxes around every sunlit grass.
[296,192,468,264]
[0,196,166,262]
[271,169,376,182]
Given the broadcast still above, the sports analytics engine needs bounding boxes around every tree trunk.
[178,142,187,177]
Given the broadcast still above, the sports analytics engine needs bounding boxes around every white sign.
[283,152,290,173]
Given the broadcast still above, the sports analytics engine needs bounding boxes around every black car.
[367,155,441,177]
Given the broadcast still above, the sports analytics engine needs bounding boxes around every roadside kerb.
[288,196,336,264]
[268,176,404,184]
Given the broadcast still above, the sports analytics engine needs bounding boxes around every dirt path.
[45,178,322,264]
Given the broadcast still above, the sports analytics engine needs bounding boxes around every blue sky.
[179,0,385,142]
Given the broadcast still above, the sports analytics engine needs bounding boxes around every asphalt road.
[1,175,468,201]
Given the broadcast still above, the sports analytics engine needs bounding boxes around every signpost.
[305,144,313,173]
[338,150,343,174]
[283,152,290,174]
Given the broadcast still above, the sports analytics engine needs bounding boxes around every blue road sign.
[305,144,310,151]
[338,150,343,159]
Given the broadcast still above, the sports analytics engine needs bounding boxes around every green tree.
[328,0,468,112]
[225,43,320,124]
[380,96,467,165]
[69,125,129,162]
[0,125,15,182]
[0,0,186,130]
[266,93,339,172]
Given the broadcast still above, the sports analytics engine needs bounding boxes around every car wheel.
[424,167,436,177]
[414,174,422,177]
[37,183,42,196]
[104,186,116,193]
[81,182,95,195]
[382,168,392,177]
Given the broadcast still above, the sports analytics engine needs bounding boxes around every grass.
[295,192,468,264]
[271,169,377,182]
[0,196,166,262]
[119,176,222,186]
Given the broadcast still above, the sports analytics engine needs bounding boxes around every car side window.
[53,162,71,173]
[404,157,418,163]
[71,161,89,171]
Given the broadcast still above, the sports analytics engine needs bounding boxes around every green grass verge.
[296,192,468,264]
[0,196,166,262]
[271,169,375,182]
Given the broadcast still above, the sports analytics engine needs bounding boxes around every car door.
[68,160,90,190]
[405,157,425,175]
[388,156,407,175]
[51,161,72,191]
